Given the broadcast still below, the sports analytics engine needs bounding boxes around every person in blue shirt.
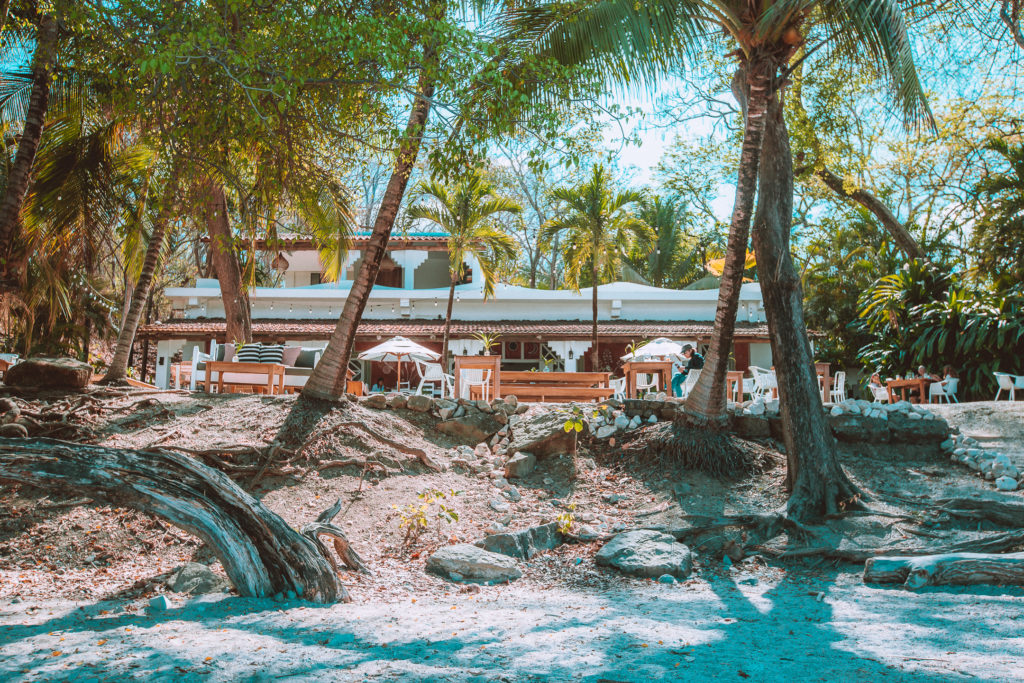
[671,345,705,397]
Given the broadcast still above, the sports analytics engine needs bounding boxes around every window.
[310,272,322,285]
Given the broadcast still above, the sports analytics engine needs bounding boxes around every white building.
[142,232,772,389]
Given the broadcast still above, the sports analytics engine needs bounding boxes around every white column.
[155,339,183,389]
[546,341,592,372]
[463,253,485,290]
[343,250,361,281]
[391,250,429,289]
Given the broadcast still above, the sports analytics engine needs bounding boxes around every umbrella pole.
[397,354,402,391]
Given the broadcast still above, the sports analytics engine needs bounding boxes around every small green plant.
[557,502,576,534]
[560,405,599,455]
[626,339,650,358]
[393,488,462,545]
[472,331,501,355]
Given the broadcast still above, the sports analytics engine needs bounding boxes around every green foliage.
[472,331,501,353]
[541,164,653,289]
[556,503,575,535]
[392,488,462,546]
[969,136,1024,290]
[855,261,1024,399]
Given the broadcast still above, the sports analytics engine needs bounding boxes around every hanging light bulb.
[434,298,438,307]
[269,301,274,311]
[391,304,395,313]
[308,305,312,315]
[289,303,293,313]
[328,305,332,316]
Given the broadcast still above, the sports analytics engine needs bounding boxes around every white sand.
[2,569,1022,682]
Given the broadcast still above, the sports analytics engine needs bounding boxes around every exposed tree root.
[301,498,371,576]
[650,421,775,477]
[936,498,1024,528]
[333,421,441,471]
[864,551,1024,589]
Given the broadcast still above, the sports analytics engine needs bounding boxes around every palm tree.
[0,12,57,290]
[504,0,927,519]
[407,172,519,361]
[541,164,653,368]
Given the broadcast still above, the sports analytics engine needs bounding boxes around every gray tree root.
[864,552,1024,589]
[0,438,358,603]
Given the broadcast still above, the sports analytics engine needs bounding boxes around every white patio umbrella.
[621,337,690,361]
[358,336,440,389]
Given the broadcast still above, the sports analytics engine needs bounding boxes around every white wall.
[749,343,773,369]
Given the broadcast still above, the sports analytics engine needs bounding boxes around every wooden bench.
[206,361,286,395]
[495,371,612,403]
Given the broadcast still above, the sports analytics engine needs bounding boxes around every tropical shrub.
[856,260,1024,399]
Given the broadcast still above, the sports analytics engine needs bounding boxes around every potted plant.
[472,331,500,356]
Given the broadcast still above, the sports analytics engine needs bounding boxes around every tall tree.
[407,171,519,361]
[205,181,252,344]
[0,12,57,290]
[104,170,179,382]
[540,164,651,368]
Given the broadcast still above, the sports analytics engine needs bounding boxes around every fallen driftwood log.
[0,437,358,603]
[864,552,1024,589]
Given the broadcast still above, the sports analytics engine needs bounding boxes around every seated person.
[910,365,940,403]
[370,381,383,393]
[671,344,705,397]
[868,372,883,390]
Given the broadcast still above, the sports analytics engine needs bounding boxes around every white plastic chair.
[749,366,776,399]
[610,377,626,401]
[679,368,701,399]
[994,372,1016,401]
[189,347,212,391]
[741,377,757,401]
[635,373,659,395]
[929,377,959,403]
[461,369,492,401]
[870,384,890,403]
[829,371,847,403]
[416,361,454,398]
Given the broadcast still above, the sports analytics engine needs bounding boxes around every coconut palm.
[504,0,927,426]
[407,172,519,361]
[541,164,653,368]
[503,1,928,519]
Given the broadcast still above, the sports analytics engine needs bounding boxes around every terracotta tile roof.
[138,318,772,341]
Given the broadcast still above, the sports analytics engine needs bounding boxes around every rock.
[474,443,491,458]
[504,451,536,479]
[148,595,173,611]
[364,394,387,409]
[829,406,843,417]
[475,400,494,413]
[508,412,587,458]
[504,394,519,410]
[575,524,601,540]
[828,414,889,443]
[595,530,692,579]
[657,574,676,585]
[628,415,641,430]
[435,399,458,419]
[457,445,476,459]
[888,413,950,444]
[4,357,92,391]
[907,412,922,420]
[993,461,1019,480]
[389,393,408,410]
[0,423,28,438]
[603,493,627,504]
[744,400,766,416]
[614,414,631,430]
[406,394,433,412]
[436,412,504,443]
[503,486,522,502]
[648,414,658,423]
[490,499,510,513]
[995,476,1019,492]
[425,544,522,584]
[168,563,228,595]
[475,522,565,560]
[595,424,617,439]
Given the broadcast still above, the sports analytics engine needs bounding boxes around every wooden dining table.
[886,377,935,403]
[622,360,673,398]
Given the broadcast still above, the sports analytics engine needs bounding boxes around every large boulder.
[888,412,950,443]
[508,411,587,458]
[167,563,229,594]
[595,530,692,579]
[475,522,564,560]
[425,544,522,584]
[436,411,504,443]
[828,414,889,443]
[5,357,91,391]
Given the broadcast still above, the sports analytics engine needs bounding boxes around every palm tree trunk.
[754,78,863,521]
[682,63,771,425]
[591,259,598,371]
[0,14,57,289]
[441,272,456,364]
[206,181,252,344]
[303,50,437,401]
[104,174,179,382]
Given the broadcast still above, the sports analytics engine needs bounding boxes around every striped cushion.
[236,343,262,363]
[260,344,285,364]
